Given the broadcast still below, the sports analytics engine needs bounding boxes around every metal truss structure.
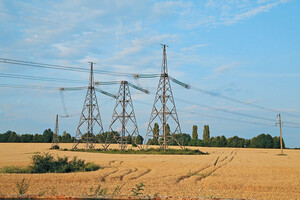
[105,81,140,150]
[145,44,183,150]
[72,62,104,149]
[51,114,59,149]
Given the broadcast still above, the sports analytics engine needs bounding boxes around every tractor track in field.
[176,149,239,184]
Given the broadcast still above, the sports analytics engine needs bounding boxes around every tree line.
[188,124,284,148]
[0,124,284,149]
[145,124,284,149]
[0,129,144,145]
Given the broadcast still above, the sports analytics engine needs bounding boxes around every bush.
[0,153,100,174]
[51,145,60,149]
[30,153,100,173]
[14,178,30,195]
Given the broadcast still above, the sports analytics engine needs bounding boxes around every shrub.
[51,145,60,149]
[14,178,30,195]
[85,185,108,196]
[0,153,100,174]
[131,182,145,196]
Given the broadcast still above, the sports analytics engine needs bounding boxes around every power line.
[0,83,57,90]
[133,99,275,127]
[190,85,300,119]
[0,72,87,84]
[1,58,299,127]
[177,108,275,127]
[175,97,277,123]
[0,58,159,78]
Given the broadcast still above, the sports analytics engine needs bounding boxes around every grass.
[131,182,145,196]
[0,166,31,173]
[14,178,30,195]
[0,152,100,174]
[68,148,208,155]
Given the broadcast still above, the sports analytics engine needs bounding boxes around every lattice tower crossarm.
[51,114,59,149]
[105,81,140,150]
[72,62,104,150]
[145,44,184,150]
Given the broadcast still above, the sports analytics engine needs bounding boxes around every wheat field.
[0,143,299,199]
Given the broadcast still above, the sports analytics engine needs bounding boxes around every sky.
[0,0,299,147]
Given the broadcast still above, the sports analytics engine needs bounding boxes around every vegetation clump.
[0,152,100,174]
[14,178,30,195]
[70,148,208,155]
[131,182,145,196]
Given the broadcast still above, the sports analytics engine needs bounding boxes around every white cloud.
[224,1,282,25]
[215,62,239,74]
[181,44,210,52]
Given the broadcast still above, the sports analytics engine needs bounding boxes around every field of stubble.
[0,143,299,199]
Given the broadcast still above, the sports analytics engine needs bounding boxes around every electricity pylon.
[51,114,59,149]
[105,81,146,150]
[145,44,183,150]
[72,62,104,150]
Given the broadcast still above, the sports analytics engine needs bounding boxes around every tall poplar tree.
[203,125,210,145]
[192,125,198,140]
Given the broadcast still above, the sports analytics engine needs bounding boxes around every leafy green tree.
[126,135,132,144]
[33,134,44,143]
[136,135,144,145]
[97,131,119,144]
[227,136,245,147]
[181,133,191,146]
[203,125,210,146]
[165,124,170,136]
[43,129,53,143]
[8,131,20,142]
[60,131,72,143]
[20,134,33,143]
[192,125,198,140]
[152,123,159,145]
[250,133,273,148]
[245,139,251,148]
[219,135,227,147]
[272,136,285,149]
[0,131,14,142]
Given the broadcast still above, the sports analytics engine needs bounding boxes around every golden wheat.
[0,143,299,199]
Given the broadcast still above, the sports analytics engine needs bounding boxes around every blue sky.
[0,0,299,147]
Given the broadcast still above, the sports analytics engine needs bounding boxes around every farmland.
[0,143,299,199]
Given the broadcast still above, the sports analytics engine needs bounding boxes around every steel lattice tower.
[51,114,59,149]
[72,62,104,149]
[145,44,183,150]
[105,81,140,150]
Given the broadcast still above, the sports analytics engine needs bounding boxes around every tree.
[165,124,171,143]
[126,135,132,144]
[8,131,20,142]
[165,124,170,136]
[20,134,33,143]
[136,135,144,145]
[192,125,198,140]
[203,125,210,145]
[181,133,191,146]
[152,123,159,145]
[33,134,44,143]
[43,129,53,143]
[273,136,285,149]
[0,131,14,142]
[219,135,227,147]
[61,131,72,143]
[227,136,245,147]
[250,133,273,148]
